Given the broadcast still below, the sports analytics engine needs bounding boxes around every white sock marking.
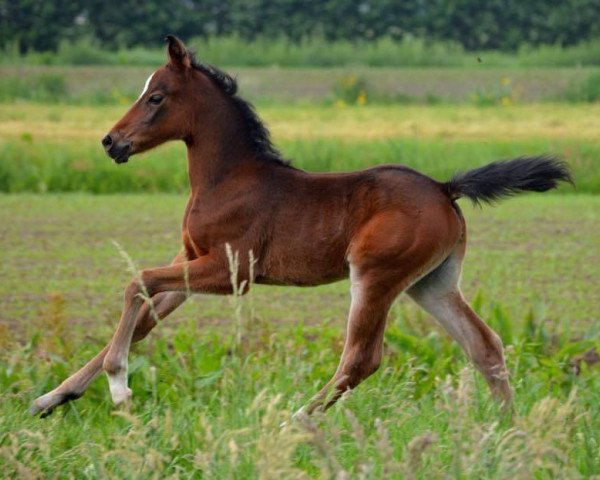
[107,368,131,404]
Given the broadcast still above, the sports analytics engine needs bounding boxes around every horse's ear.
[165,35,191,69]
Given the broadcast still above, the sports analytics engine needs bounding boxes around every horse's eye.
[148,94,164,105]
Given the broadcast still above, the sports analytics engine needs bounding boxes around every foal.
[31,36,571,417]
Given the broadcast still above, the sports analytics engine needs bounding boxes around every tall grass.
[0,74,67,102]
[0,189,597,476]
[0,73,139,105]
[4,35,600,68]
[0,136,596,194]
[563,72,600,102]
[1,277,598,477]
[190,35,469,68]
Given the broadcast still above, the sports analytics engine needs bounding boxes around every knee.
[124,280,142,301]
[103,356,124,375]
[125,269,160,298]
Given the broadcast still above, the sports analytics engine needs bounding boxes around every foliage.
[0,267,598,477]
[0,74,67,103]
[564,72,600,102]
[1,36,470,68]
[0,102,599,194]
[0,134,597,194]
[191,35,468,68]
[331,74,370,105]
[0,65,598,109]
[421,0,600,51]
[1,188,598,476]
[0,0,83,53]
[4,1,600,54]
[6,36,600,68]
[470,77,517,106]
[512,39,600,67]
[54,37,116,65]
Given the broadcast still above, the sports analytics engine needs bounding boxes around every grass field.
[1,79,599,477]
[1,103,600,193]
[1,194,599,477]
[2,65,599,103]
[1,194,598,339]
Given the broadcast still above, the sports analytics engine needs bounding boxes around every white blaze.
[138,72,155,100]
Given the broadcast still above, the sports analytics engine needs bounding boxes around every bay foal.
[31,36,571,417]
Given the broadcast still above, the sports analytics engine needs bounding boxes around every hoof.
[106,369,132,405]
[280,406,308,429]
[29,398,51,417]
[110,386,132,406]
[292,406,306,420]
[29,390,81,418]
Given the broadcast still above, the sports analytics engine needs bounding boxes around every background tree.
[3,0,600,52]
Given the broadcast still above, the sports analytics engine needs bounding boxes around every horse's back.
[256,163,462,286]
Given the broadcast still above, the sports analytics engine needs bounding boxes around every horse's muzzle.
[102,133,132,164]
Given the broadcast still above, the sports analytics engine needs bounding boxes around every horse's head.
[102,35,216,164]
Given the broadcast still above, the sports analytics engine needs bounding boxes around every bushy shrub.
[54,38,114,65]
[0,74,67,102]
[5,35,600,68]
[564,72,600,102]
[470,77,517,106]
[331,74,370,105]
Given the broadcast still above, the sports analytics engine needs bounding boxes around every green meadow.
[1,102,600,194]
[0,66,599,478]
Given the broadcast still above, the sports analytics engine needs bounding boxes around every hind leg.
[407,248,512,405]
[303,208,460,414]
[303,270,397,414]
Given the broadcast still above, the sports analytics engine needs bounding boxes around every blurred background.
[3,0,600,101]
[1,0,599,334]
[1,3,599,477]
[1,0,598,347]
[1,0,600,193]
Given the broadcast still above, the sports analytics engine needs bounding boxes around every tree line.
[2,0,600,53]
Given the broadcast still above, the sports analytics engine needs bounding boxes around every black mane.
[188,51,289,166]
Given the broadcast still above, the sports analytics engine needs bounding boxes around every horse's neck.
[185,126,252,192]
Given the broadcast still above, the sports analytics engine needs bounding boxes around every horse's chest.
[181,202,253,257]
[182,214,217,254]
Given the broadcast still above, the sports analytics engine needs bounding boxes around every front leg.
[102,252,242,405]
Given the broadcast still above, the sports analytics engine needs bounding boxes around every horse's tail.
[443,156,573,206]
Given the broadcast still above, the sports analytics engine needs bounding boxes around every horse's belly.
[255,269,348,287]
[257,240,349,286]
